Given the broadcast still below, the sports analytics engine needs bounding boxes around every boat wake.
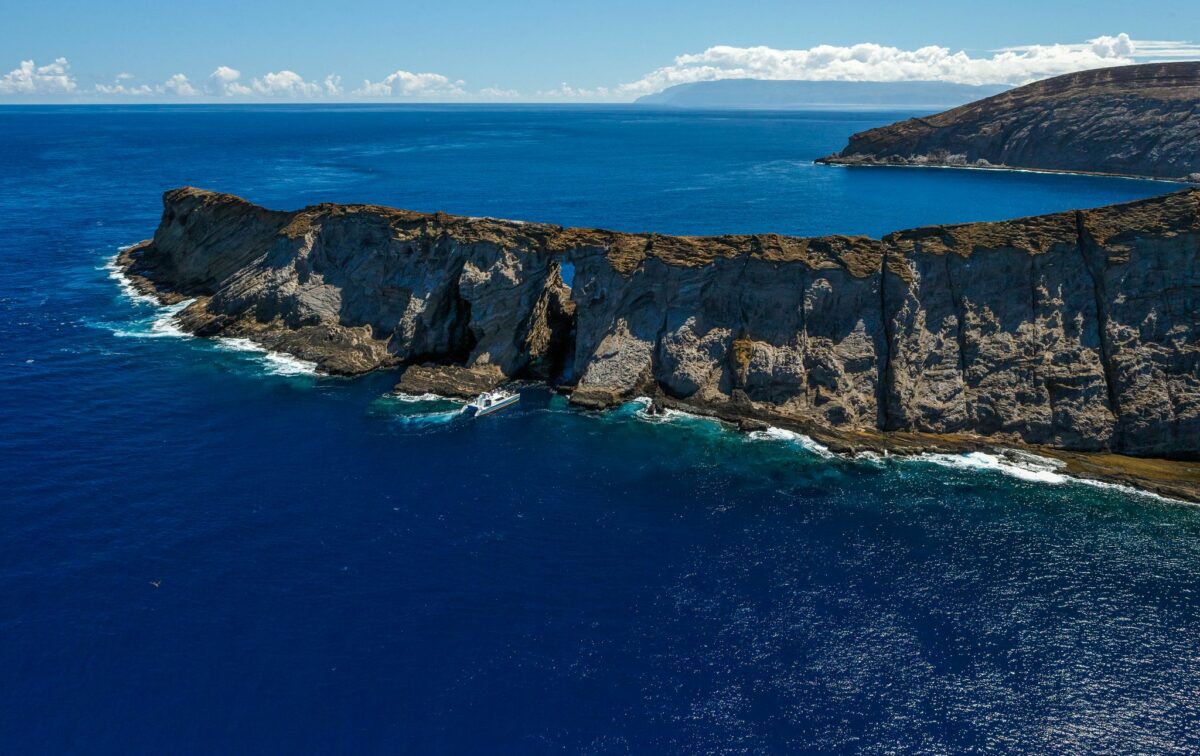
[377,393,464,427]
[391,392,461,403]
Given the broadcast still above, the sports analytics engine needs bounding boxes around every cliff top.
[928,62,1200,125]
[163,185,1200,277]
[843,62,1200,146]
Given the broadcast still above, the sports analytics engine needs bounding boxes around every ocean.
[2,105,1197,753]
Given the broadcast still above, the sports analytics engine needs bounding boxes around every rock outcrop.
[121,187,1200,496]
[818,62,1200,181]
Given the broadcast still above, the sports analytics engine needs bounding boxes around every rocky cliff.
[120,187,1200,496]
[818,62,1200,181]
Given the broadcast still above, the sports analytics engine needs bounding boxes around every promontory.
[119,186,1200,500]
[818,62,1200,181]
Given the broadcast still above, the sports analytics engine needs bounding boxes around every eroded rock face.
[127,188,575,377]
[122,187,1200,460]
[819,62,1200,180]
[568,238,885,429]
[1079,195,1200,455]
[882,212,1116,449]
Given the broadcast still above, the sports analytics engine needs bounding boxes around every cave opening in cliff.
[543,260,577,385]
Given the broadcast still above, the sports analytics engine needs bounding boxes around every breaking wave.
[746,426,836,458]
[213,338,319,377]
[106,247,319,378]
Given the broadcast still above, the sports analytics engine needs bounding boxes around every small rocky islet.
[118,63,1200,500]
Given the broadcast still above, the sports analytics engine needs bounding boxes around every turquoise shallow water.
[1,105,1197,753]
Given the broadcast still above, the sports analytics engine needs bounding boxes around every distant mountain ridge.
[819,62,1200,180]
[635,79,1011,109]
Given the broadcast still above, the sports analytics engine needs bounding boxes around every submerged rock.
[121,186,1200,497]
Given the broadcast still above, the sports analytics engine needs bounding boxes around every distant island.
[120,185,1200,500]
[635,79,1010,109]
[819,62,1200,180]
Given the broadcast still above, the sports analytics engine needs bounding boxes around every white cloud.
[95,72,198,97]
[209,65,251,96]
[0,57,77,95]
[206,66,340,98]
[161,73,198,96]
[595,32,1197,99]
[251,70,322,98]
[5,33,1196,103]
[94,80,154,96]
[354,70,466,97]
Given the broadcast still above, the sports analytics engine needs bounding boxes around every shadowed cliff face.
[122,187,1199,461]
[819,62,1200,180]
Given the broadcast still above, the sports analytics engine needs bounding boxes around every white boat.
[462,389,519,417]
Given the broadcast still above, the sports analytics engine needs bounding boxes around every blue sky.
[2,0,1197,101]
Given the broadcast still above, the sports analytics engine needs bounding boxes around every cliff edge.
[818,62,1200,181]
[120,187,1200,499]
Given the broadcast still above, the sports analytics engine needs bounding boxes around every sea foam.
[107,246,319,377]
[103,250,159,306]
[747,426,836,458]
[214,338,319,377]
[914,450,1187,504]
[630,397,726,428]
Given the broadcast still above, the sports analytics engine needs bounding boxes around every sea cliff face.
[819,62,1200,181]
[121,187,1200,492]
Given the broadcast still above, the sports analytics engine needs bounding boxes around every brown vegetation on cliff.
[819,62,1200,181]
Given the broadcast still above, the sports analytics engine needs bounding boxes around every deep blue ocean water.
[2,105,1198,753]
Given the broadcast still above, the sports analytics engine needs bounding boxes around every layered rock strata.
[120,187,1200,497]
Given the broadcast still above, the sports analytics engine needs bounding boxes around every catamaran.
[462,389,519,417]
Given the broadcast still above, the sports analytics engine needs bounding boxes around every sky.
[2,0,1198,102]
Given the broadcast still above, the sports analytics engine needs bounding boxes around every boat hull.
[464,394,519,417]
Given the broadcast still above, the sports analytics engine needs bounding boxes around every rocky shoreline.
[816,154,1200,184]
[119,186,1199,501]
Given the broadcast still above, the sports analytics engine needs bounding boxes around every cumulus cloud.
[161,73,199,96]
[208,65,251,96]
[96,72,198,97]
[0,57,77,95]
[250,70,322,98]
[94,80,153,96]
[206,66,340,98]
[599,32,1195,98]
[354,70,466,97]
